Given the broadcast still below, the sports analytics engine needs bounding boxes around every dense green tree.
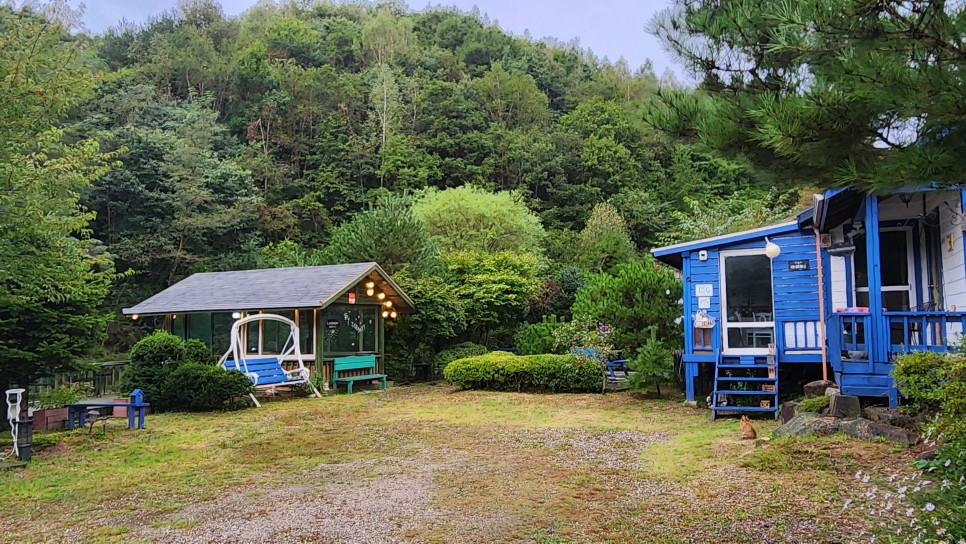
[650,0,966,190]
[444,251,540,343]
[325,193,440,276]
[0,5,118,401]
[577,202,638,273]
[571,257,682,354]
[412,186,546,256]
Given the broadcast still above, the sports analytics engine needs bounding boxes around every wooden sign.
[788,260,810,271]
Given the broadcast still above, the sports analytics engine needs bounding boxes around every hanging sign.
[326,319,340,331]
[788,260,810,271]
[695,284,713,297]
[348,292,356,304]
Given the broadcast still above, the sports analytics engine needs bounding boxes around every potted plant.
[32,384,87,431]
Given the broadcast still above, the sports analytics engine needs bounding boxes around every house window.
[721,252,774,353]
[324,304,377,353]
[262,310,295,354]
[297,309,314,355]
[854,230,912,311]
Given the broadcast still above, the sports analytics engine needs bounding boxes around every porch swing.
[217,314,322,407]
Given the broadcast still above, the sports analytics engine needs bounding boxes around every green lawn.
[0,385,914,543]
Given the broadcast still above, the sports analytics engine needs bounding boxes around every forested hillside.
[2,0,801,386]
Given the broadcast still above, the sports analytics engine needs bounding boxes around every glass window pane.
[211,313,233,356]
[246,320,259,354]
[299,309,314,354]
[262,311,294,354]
[170,314,187,339]
[724,254,773,323]
[727,327,774,349]
[323,304,377,353]
[853,231,908,289]
[187,313,212,349]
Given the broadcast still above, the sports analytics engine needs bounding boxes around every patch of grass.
[797,396,830,413]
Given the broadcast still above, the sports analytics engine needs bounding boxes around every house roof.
[651,221,802,269]
[122,262,414,315]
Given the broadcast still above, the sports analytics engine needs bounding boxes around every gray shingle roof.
[123,262,410,315]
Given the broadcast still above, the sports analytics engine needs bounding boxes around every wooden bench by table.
[66,389,149,431]
[333,355,387,394]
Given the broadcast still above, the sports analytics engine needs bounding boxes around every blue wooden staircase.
[710,351,779,420]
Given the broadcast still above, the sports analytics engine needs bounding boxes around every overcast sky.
[76,0,679,77]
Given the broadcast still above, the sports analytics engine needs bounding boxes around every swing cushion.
[226,357,302,387]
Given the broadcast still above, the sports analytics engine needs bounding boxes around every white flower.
[843,499,853,510]
[863,475,871,483]
[925,503,936,512]
[937,528,947,536]
[907,508,915,517]
[945,459,953,467]
[855,470,863,479]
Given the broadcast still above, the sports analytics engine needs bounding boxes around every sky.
[76,0,681,77]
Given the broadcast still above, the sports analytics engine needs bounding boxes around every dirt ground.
[0,384,917,543]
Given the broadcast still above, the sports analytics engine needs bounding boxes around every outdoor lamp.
[377,292,386,300]
[764,237,781,259]
[131,314,139,320]
[231,312,242,319]
[366,281,375,289]
[390,310,397,319]
[384,300,393,308]
[366,288,375,296]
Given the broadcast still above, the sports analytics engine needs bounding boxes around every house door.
[853,229,915,310]
[721,251,775,354]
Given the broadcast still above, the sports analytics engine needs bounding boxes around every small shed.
[122,262,414,389]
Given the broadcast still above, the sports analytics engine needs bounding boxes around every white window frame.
[720,249,776,355]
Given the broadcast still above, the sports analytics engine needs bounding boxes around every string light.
[390,310,397,319]
[377,292,386,300]
[382,310,389,318]
[384,300,393,308]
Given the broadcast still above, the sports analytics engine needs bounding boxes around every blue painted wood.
[683,253,694,358]
[864,196,889,370]
[652,221,800,259]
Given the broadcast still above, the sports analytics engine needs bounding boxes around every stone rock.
[774,413,841,438]
[838,418,918,447]
[829,394,862,419]
[824,387,840,397]
[781,401,800,424]
[774,414,918,446]
[862,406,923,431]
[804,379,837,399]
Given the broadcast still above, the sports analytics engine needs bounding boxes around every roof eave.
[650,221,801,260]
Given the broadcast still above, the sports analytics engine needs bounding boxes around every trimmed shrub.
[443,352,601,393]
[892,350,949,412]
[158,363,254,411]
[120,331,187,403]
[433,342,488,375]
[514,316,566,355]
[184,338,214,364]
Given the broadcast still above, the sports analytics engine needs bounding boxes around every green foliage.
[659,189,800,245]
[325,193,440,276]
[796,396,830,414]
[121,331,188,404]
[577,202,637,273]
[527,267,586,322]
[157,362,254,411]
[0,4,118,398]
[571,256,682,353]
[626,327,674,396]
[649,0,966,190]
[514,316,566,355]
[444,251,540,341]
[432,342,488,375]
[412,186,546,256]
[184,339,213,364]
[553,320,617,365]
[35,384,88,409]
[443,352,600,393]
[911,434,966,541]
[893,351,966,438]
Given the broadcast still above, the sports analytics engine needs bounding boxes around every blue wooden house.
[652,188,966,416]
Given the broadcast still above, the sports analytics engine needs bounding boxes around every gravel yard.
[0,385,916,543]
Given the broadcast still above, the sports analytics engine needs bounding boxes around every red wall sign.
[348,292,356,304]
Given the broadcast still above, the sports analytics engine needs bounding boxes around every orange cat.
[740,415,757,440]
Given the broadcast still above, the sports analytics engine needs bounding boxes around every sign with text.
[788,260,810,271]
[695,284,713,297]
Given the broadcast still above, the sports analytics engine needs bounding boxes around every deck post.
[864,195,889,367]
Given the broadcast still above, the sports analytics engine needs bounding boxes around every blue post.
[864,195,888,368]
[685,362,697,402]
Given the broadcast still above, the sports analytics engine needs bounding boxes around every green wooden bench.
[333,355,387,393]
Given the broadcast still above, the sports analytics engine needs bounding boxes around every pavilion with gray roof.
[123,262,413,388]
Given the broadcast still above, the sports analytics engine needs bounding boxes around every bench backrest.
[225,357,294,386]
[334,355,377,373]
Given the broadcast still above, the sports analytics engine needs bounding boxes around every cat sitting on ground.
[739,415,757,440]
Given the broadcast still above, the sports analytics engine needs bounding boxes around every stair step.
[715,377,776,382]
[714,390,777,395]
